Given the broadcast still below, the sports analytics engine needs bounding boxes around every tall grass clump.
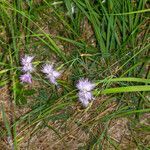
[0,0,150,149]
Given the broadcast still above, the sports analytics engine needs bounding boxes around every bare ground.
[0,85,150,150]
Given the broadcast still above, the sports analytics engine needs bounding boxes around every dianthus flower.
[42,64,61,85]
[76,79,95,92]
[21,55,34,73]
[20,73,32,83]
[20,55,34,84]
[76,79,95,107]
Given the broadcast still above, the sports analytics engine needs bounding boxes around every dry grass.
[1,85,150,149]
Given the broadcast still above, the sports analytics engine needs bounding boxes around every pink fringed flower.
[20,55,34,84]
[21,55,34,65]
[20,73,32,83]
[76,79,95,92]
[76,79,95,107]
[42,64,61,85]
[21,55,34,73]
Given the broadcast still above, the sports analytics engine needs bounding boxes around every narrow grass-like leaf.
[102,85,150,94]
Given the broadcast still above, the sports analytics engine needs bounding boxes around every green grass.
[0,0,150,149]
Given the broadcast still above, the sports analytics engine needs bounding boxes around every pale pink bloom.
[21,55,34,66]
[42,64,53,74]
[21,55,34,73]
[42,64,61,85]
[76,78,95,92]
[76,79,95,107]
[22,63,34,73]
[20,73,32,83]
[78,91,94,107]
[79,91,93,101]
[78,95,89,107]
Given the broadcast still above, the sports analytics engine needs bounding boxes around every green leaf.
[102,85,150,94]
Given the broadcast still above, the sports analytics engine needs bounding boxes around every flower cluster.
[20,55,34,83]
[20,54,96,107]
[76,79,95,107]
[42,64,61,85]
